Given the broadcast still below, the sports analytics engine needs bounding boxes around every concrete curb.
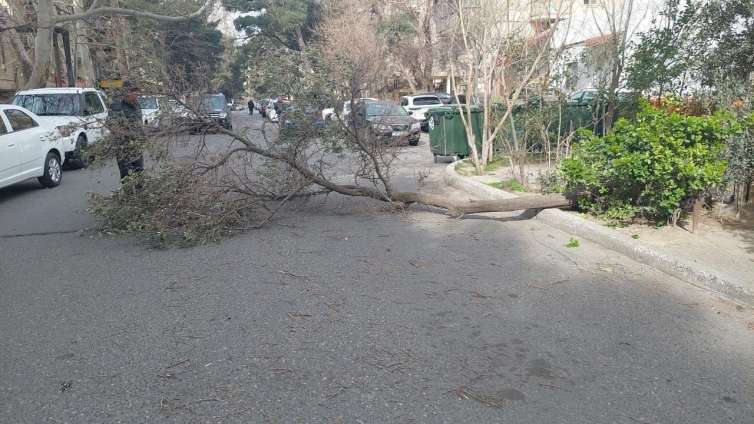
[443,160,518,200]
[446,164,754,306]
[536,208,754,306]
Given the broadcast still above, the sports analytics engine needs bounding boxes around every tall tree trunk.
[7,29,33,79]
[421,0,434,91]
[52,30,64,85]
[26,0,54,89]
[60,29,75,87]
[295,27,309,70]
[72,0,96,86]
[111,0,130,77]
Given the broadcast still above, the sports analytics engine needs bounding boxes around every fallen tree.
[87,0,573,246]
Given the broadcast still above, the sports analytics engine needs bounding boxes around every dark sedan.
[353,101,421,146]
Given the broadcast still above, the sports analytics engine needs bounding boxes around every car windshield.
[201,95,225,111]
[13,94,81,116]
[366,103,408,117]
[138,96,158,110]
[413,97,441,106]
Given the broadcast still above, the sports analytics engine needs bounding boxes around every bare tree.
[582,0,645,131]
[375,0,436,93]
[25,0,212,89]
[447,0,573,177]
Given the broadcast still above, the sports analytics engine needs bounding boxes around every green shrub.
[485,178,527,192]
[559,103,733,224]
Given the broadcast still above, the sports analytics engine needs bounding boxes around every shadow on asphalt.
[1,112,752,423]
[459,208,542,222]
[0,180,47,203]
[2,196,751,423]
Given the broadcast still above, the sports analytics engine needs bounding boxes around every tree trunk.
[71,0,96,86]
[7,28,33,80]
[392,192,571,215]
[60,29,75,87]
[421,0,434,91]
[52,30,64,85]
[110,0,130,77]
[295,27,309,70]
[26,0,55,89]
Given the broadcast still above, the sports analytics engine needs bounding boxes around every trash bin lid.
[428,105,481,118]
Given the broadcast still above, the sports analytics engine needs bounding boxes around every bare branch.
[53,0,212,24]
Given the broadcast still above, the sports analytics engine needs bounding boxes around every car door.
[0,111,13,185]
[2,108,45,184]
[84,91,107,142]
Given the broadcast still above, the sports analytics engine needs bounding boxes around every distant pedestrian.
[248,99,254,115]
[106,81,144,180]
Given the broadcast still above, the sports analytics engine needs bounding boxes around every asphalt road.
[1,112,753,423]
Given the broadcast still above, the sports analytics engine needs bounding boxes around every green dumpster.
[428,106,483,162]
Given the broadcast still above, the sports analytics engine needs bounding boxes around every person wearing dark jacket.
[248,99,254,115]
[107,81,144,180]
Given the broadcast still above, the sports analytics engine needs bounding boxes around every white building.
[552,0,663,92]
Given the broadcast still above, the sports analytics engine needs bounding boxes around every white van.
[13,87,109,168]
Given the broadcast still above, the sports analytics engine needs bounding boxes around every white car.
[266,99,279,123]
[0,105,65,190]
[400,94,444,130]
[13,87,109,168]
[322,98,378,122]
[138,95,162,128]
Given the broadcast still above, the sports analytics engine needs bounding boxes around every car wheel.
[38,152,62,188]
[409,138,419,146]
[65,135,89,169]
[433,154,438,163]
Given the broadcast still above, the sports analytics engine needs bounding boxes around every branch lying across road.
[53,0,212,24]
[391,192,573,216]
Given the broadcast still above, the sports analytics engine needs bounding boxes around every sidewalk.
[613,213,754,293]
[446,160,754,306]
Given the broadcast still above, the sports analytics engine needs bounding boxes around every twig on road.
[166,358,190,369]
[278,270,311,279]
[191,398,221,404]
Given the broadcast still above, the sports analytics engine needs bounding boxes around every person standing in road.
[107,81,145,180]
[248,99,254,115]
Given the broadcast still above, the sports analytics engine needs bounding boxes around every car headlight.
[56,125,74,137]
[375,124,391,132]
[411,122,420,131]
[218,113,227,119]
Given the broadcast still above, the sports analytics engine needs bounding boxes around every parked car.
[280,104,326,130]
[258,99,270,118]
[566,88,633,106]
[201,93,233,129]
[13,87,109,168]
[400,94,443,131]
[434,92,453,104]
[0,105,65,190]
[183,93,233,133]
[322,98,378,122]
[352,101,421,146]
[138,95,162,128]
[266,99,281,123]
